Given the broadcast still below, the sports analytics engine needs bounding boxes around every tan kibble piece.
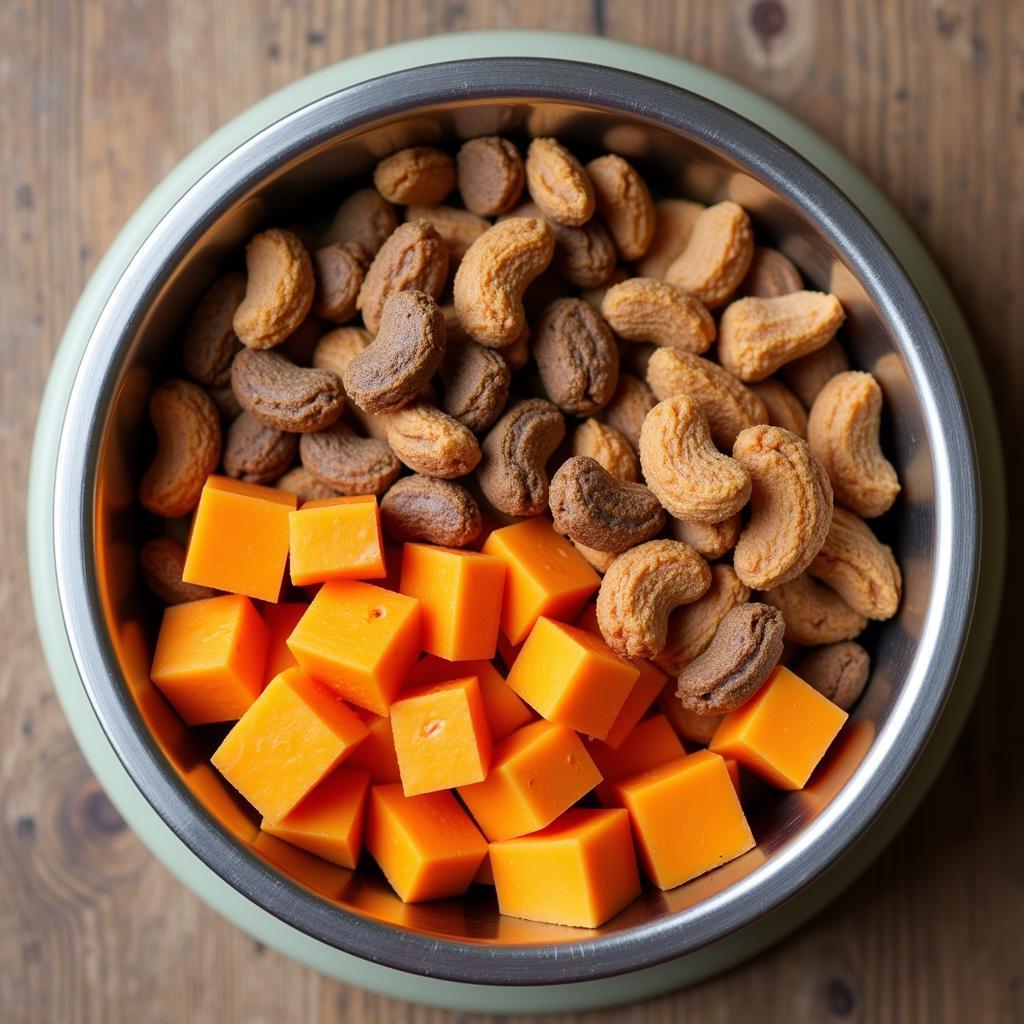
[233,228,315,350]
[580,266,629,313]
[312,242,366,323]
[405,205,489,264]
[807,371,901,518]
[596,539,712,659]
[668,513,742,560]
[312,326,371,381]
[751,378,808,439]
[572,541,618,574]
[639,395,752,524]
[782,338,850,407]
[761,572,868,646]
[636,199,704,280]
[183,273,245,387]
[139,380,222,518]
[601,278,715,354]
[273,466,340,504]
[357,219,449,334]
[664,201,754,310]
[533,298,620,415]
[718,291,846,382]
[457,136,525,216]
[299,422,401,495]
[570,418,639,483]
[439,331,512,432]
[808,506,902,620]
[380,475,482,548]
[646,348,767,449]
[585,154,655,261]
[477,398,566,516]
[675,603,785,715]
[231,349,345,433]
[655,564,751,675]
[139,538,217,606]
[382,402,482,479]
[453,217,554,347]
[373,147,456,206]
[731,424,833,590]
[525,138,595,227]
[602,373,657,452]
[794,641,871,711]
[739,247,803,298]
[323,189,398,256]
[223,412,299,484]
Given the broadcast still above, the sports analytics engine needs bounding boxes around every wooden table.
[2,2,1020,1021]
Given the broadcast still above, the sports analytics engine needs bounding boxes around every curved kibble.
[382,402,482,479]
[808,506,902,619]
[601,373,657,452]
[477,398,565,516]
[233,228,314,350]
[549,456,665,554]
[718,291,846,382]
[405,205,489,264]
[453,217,555,347]
[344,290,446,415]
[312,242,366,323]
[373,147,456,206]
[664,201,754,310]
[739,247,803,298]
[782,338,850,407]
[273,465,339,503]
[183,273,245,387]
[223,411,299,483]
[601,278,715,354]
[439,331,512,432]
[231,349,345,432]
[639,395,752,524]
[525,137,595,226]
[299,422,401,495]
[668,513,742,560]
[646,347,767,449]
[380,475,482,548]
[674,603,785,715]
[596,539,712,659]
[762,571,868,646]
[570,418,639,483]
[533,298,620,415]
[357,219,449,335]
[751,378,808,439]
[457,136,525,216]
[636,199,704,280]
[794,641,871,711]
[731,424,833,590]
[807,371,901,518]
[323,188,398,256]
[139,380,222,518]
[139,537,217,606]
[585,154,655,261]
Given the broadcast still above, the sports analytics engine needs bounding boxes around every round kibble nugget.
[457,136,526,216]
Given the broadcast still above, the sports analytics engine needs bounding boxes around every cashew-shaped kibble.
[231,349,345,433]
[453,217,555,347]
[808,506,902,619]
[382,402,482,479]
[751,378,808,439]
[646,348,767,449]
[601,373,657,452]
[595,539,712,659]
[668,512,742,561]
[312,242,366,323]
[533,298,620,415]
[299,422,401,495]
[139,380,222,517]
[739,247,803,298]
[549,456,665,554]
[571,418,639,483]
[223,411,299,484]
[525,138,595,227]
[731,424,833,590]
[718,291,846,382]
[807,371,901,518]
[139,538,217,606]
[665,201,754,310]
[639,395,752,524]
[782,338,849,407]
[373,147,456,206]
[273,466,339,504]
[655,564,751,675]
[477,398,565,516]
[344,290,446,415]
[406,205,489,264]
[674,603,785,715]
[601,278,715,354]
[183,273,245,387]
[762,571,868,646]
[380,475,482,548]
[457,136,526,217]
[439,331,512,432]
[636,198,704,280]
[794,641,871,711]
[232,228,314,350]
[323,188,398,256]
[585,154,655,261]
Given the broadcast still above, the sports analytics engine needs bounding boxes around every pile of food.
[137,132,902,928]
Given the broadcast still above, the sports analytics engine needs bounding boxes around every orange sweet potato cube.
[490,808,641,928]
[288,495,386,586]
[367,784,487,902]
[710,665,848,789]
[182,476,297,601]
[345,710,402,783]
[211,667,368,823]
[458,720,601,841]
[287,580,421,716]
[151,594,269,725]
[399,543,505,661]
[587,714,686,805]
[391,677,492,795]
[609,750,755,890]
[261,767,370,868]
[504,616,638,740]
[260,601,307,684]
[482,517,599,645]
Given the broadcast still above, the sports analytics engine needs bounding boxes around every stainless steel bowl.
[51,58,980,986]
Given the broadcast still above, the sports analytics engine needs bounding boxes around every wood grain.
[1,1,1021,1021]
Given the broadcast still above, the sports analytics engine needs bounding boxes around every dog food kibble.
[140,130,903,926]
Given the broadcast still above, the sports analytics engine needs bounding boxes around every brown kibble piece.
[782,338,850,407]
[585,154,655,261]
[739,247,803,298]
[601,278,716,354]
[525,138,595,227]
[751,378,808,439]
[668,513,742,560]
[273,466,339,503]
[183,273,245,387]
[382,402,482,479]
[231,349,345,433]
[139,538,217,606]
[373,147,456,206]
[636,199,704,280]
[299,422,401,495]
[794,641,871,711]
[439,331,512,432]
[570,418,639,483]
[601,373,657,452]
[457,136,525,216]
[312,242,366,323]
[380,475,482,548]
[223,411,299,484]
[762,572,868,646]
[323,189,398,256]
[658,690,722,746]
[405,205,489,264]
